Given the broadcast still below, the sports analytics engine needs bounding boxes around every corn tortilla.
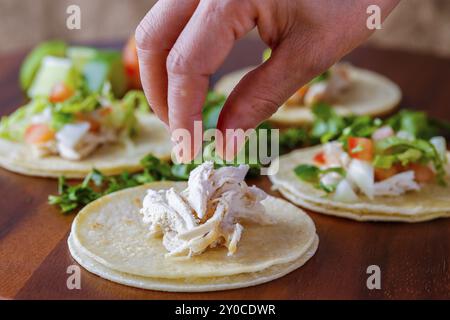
[69,181,318,291]
[269,146,450,222]
[68,233,318,292]
[214,65,401,125]
[0,113,172,178]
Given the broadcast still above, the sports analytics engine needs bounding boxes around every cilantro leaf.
[294,164,321,183]
[48,154,179,213]
[294,164,345,193]
[310,103,346,143]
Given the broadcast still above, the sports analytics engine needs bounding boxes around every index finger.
[166,1,257,162]
[135,0,199,125]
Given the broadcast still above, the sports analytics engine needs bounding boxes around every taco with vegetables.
[68,162,318,291]
[269,110,450,222]
[0,41,172,178]
[214,49,401,125]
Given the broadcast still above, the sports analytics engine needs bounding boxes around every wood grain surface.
[0,39,449,300]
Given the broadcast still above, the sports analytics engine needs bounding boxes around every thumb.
[216,40,332,159]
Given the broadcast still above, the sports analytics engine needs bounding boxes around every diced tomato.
[123,36,142,89]
[24,124,55,144]
[49,82,74,103]
[348,137,374,161]
[75,113,101,133]
[313,151,326,165]
[408,163,435,183]
[375,165,401,181]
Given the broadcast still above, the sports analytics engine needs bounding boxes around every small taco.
[0,89,172,178]
[270,112,450,222]
[214,51,401,125]
[69,162,318,292]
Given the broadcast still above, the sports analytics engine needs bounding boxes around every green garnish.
[279,128,309,153]
[386,109,450,139]
[294,164,321,183]
[202,91,226,130]
[48,155,187,213]
[310,103,346,143]
[262,48,272,62]
[309,71,330,84]
[375,136,446,185]
[294,164,345,193]
[0,98,48,140]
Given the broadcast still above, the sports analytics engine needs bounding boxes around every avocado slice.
[82,51,127,97]
[20,41,67,92]
[27,56,78,98]
[67,46,99,70]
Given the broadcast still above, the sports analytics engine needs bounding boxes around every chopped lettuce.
[20,41,68,92]
[373,149,423,169]
[387,109,450,140]
[50,111,74,131]
[105,95,138,137]
[0,87,149,142]
[121,90,150,114]
[202,91,226,130]
[310,103,346,143]
[0,98,48,141]
[375,136,446,185]
[55,92,100,114]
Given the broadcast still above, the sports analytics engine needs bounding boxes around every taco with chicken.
[69,162,318,292]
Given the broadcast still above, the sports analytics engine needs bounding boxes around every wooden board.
[0,39,449,299]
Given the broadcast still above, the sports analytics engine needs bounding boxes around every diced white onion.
[333,179,359,202]
[347,159,374,199]
[56,122,90,148]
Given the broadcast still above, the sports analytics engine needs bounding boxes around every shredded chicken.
[140,162,273,257]
[374,171,421,196]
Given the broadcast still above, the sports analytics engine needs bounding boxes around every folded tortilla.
[0,113,172,178]
[269,146,450,222]
[214,65,401,125]
[69,181,318,291]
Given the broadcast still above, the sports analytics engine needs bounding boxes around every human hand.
[136,0,399,162]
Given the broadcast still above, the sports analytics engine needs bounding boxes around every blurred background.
[1,0,450,57]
